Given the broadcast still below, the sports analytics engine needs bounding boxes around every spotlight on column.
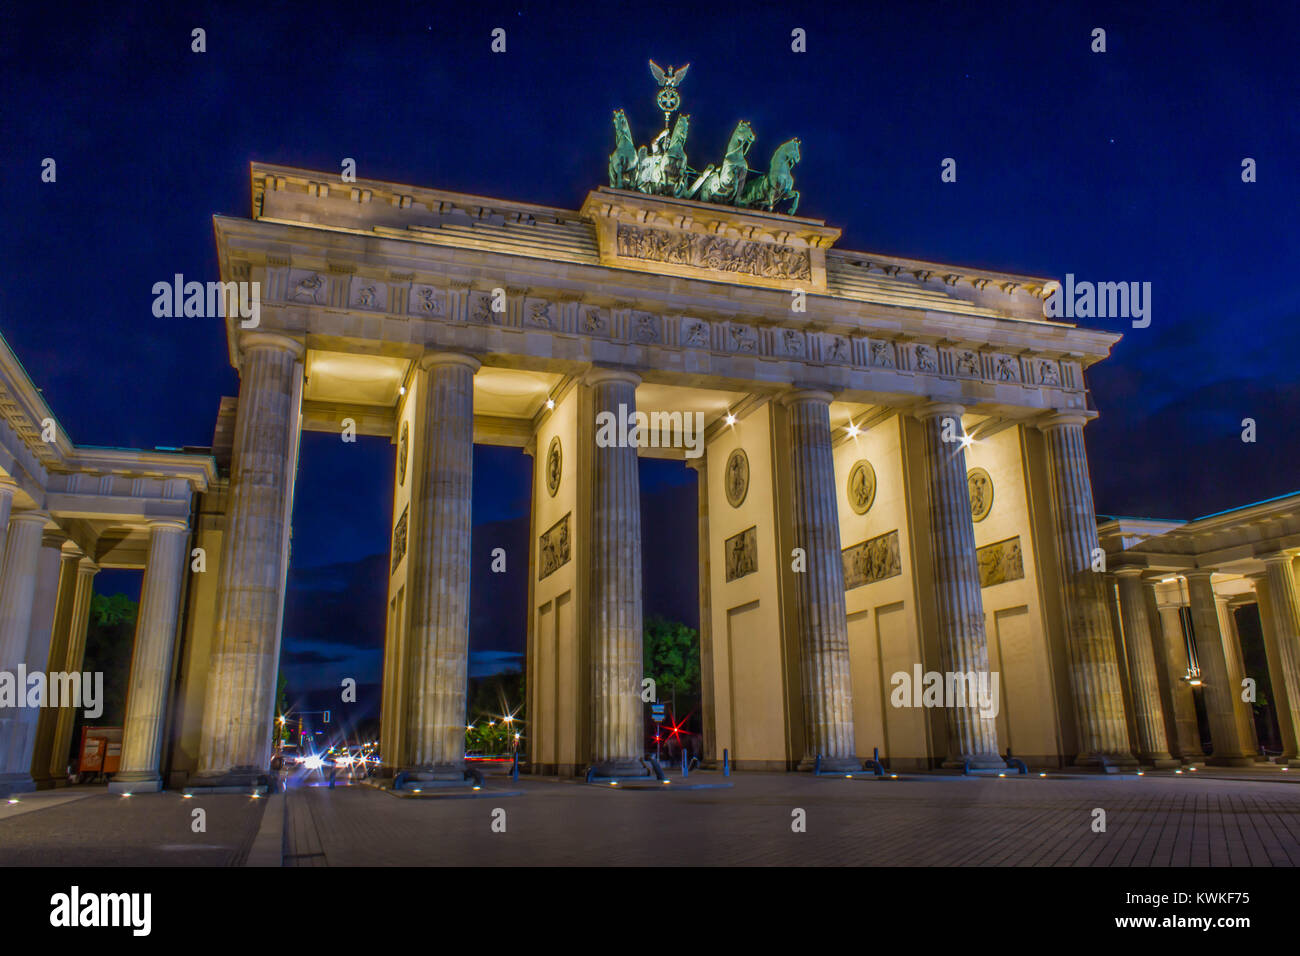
[724,411,736,427]
[546,398,555,410]
[400,385,407,395]
[846,421,859,438]
[7,799,19,805]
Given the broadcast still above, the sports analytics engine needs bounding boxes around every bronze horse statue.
[608,109,638,190]
[739,138,801,215]
[687,120,754,205]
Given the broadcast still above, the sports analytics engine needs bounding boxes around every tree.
[643,616,700,703]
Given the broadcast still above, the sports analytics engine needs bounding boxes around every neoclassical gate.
[153,147,1155,787]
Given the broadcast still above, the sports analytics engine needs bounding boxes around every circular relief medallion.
[397,421,409,487]
[847,460,877,515]
[722,447,754,509]
[724,448,750,508]
[546,436,562,497]
[967,467,994,522]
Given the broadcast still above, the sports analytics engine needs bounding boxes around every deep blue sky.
[4,1,1296,698]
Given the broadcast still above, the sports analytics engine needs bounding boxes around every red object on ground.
[77,726,123,775]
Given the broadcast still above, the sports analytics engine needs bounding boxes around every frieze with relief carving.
[977,536,1024,587]
[615,223,811,281]
[842,530,901,590]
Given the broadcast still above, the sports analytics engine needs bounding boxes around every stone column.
[1218,593,1262,758]
[45,557,98,782]
[195,333,303,786]
[1152,588,1204,762]
[1251,572,1297,760]
[0,476,17,559]
[917,404,1001,768]
[110,520,190,793]
[686,456,716,763]
[1184,570,1253,765]
[30,546,87,786]
[1038,413,1135,768]
[401,352,479,781]
[586,368,645,777]
[783,390,857,770]
[1259,553,1300,766]
[0,512,53,795]
[1113,569,1176,766]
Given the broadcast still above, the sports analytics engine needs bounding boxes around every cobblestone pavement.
[0,787,266,866]
[283,770,1300,866]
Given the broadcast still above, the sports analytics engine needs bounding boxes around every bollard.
[681,750,689,778]
[723,748,730,777]
[511,750,519,781]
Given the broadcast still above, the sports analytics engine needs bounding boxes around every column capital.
[584,366,640,388]
[913,400,964,422]
[1113,566,1147,579]
[1183,568,1217,583]
[146,518,190,533]
[77,556,100,576]
[418,351,481,373]
[1037,409,1098,431]
[0,474,19,494]
[779,388,834,408]
[8,509,51,529]
[1258,550,1297,567]
[238,331,305,361]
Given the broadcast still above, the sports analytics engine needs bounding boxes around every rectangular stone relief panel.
[407,284,447,317]
[614,223,812,282]
[392,505,409,575]
[349,276,388,311]
[724,526,758,582]
[539,512,571,580]
[977,536,1025,588]
[842,530,902,590]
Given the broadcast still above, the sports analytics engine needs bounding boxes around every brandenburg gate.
[4,74,1300,795]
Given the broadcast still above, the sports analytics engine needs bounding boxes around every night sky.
[4,1,1296,704]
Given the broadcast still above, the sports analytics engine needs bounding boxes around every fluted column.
[1152,589,1204,762]
[195,333,303,785]
[586,368,644,776]
[45,557,98,782]
[0,477,17,559]
[1259,553,1300,766]
[687,456,716,763]
[110,520,190,793]
[30,545,87,786]
[917,404,1001,768]
[784,390,856,770]
[1039,413,1135,767]
[401,352,479,780]
[1114,569,1176,765]
[0,512,53,795]
[1184,570,1253,764]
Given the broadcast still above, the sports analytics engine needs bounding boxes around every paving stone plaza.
[3,768,1298,868]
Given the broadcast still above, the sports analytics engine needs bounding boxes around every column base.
[941,754,1005,771]
[1073,752,1140,772]
[1142,756,1182,769]
[1205,755,1258,768]
[0,773,35,797]
[801,754,865,773]
[107,772,163,794]
[397,765,466,785]
[587,758,651,779]
[187,767,269,791]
